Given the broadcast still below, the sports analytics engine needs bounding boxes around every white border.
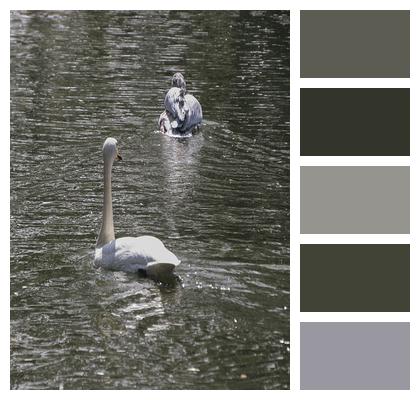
[300,156,411,166]
[300,78,411,88]
[3,0,420,398]
[290,7,300,392]
[300,235,411,244]
[290,9,300,391]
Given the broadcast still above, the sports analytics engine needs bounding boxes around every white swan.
[94,137,181,281]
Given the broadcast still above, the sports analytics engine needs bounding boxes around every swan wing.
[164,87,183,121]
[182,94,202,132]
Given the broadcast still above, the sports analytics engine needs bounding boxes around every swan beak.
[116,150,122,161]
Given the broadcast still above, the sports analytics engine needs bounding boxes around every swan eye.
[179,99,184,108]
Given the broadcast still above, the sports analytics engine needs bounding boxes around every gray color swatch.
[301,166,410,234]
[301,10,410,78]
[300,244,410,312]
[301,322,410,389]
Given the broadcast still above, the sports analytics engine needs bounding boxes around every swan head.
[103,137,122,162]
[172,72,186,90]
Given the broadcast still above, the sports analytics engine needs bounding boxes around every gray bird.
[158,73,203,135]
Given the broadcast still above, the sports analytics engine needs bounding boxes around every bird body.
[95,236,180,278]
[159,73,202,135]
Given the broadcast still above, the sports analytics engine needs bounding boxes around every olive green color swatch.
[300,244,410,312]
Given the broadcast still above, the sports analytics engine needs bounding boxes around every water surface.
[10,10,290,389]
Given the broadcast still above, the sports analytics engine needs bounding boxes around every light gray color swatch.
[300,10,410,77]
[300,322,410,390]
[300,166,410,234]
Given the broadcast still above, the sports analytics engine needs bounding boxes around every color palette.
[299,9,410,390]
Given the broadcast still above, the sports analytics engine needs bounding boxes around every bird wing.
[181,94,202,132]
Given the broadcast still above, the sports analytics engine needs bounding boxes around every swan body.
[159,73,202,135]
[94,138,180,281]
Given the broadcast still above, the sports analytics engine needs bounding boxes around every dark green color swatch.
[300,244,410,312]
[300,10,410,78]
[300,88,410,156]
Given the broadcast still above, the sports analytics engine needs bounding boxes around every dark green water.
[10,10,289,389]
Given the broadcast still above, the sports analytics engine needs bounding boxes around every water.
[10,10,290,389]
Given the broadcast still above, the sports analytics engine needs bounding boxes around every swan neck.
[96,158,115,247]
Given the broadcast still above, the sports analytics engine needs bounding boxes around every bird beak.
[116,149,122,161]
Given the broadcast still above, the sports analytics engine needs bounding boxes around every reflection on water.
[10,10,289,389]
